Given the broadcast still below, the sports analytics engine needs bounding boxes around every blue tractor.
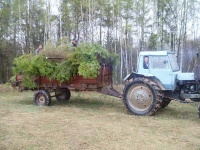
[123,51,200,117]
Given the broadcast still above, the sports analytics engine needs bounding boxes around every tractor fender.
[124,72,166,90]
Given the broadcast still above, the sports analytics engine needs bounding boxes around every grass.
[0,84,200,150]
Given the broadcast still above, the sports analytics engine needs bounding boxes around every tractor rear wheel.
[34,90,51,106]
[160,98,171,108]
[55,88,71,102]
[123,79,162,116]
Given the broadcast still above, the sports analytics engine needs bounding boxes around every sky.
[50,0,59,15]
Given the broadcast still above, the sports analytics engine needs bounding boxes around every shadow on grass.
[52,96,124,112]
[156,104,200,122]
[16,93,124,113]
[16,93,200,122]
[17,98,34,105]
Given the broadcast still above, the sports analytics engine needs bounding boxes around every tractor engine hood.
[177,73,194,81]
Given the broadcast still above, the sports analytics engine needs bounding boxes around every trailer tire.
[123,78,162,116]
[55,88,71,102]
[160,98,171,108]
[44,90,51,105]
[34,90,51,106]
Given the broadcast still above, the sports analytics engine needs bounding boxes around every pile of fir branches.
[12,42,118,88]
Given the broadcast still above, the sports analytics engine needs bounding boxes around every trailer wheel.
[160,98,171,108]
[44,90,51,105]
[55,88,71,102]
[123,79,162,116]
[34,90,51,106]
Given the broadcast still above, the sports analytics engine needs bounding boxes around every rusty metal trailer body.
[14,64,121,106]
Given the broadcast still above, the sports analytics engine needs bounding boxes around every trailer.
[13,63,121,106]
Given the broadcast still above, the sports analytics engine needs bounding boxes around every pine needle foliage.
[12,43,118,88]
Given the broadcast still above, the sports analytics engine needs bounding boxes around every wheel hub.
[135,91,147,104]
[127,85,153,111]
[38,94,45,104]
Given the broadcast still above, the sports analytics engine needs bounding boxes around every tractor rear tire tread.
[160,98,171,108]
[123,77,162,116]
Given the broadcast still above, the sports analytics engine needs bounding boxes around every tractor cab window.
[143,56,149,69]
[152,56,169,69]
[168,54,179,71]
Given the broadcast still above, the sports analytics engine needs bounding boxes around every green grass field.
[0,84,200,150]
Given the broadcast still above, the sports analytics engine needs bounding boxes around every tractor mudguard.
[124,72,166,90]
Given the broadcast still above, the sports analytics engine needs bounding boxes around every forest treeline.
[0,0,200,83]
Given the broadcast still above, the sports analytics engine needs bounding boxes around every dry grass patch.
[0,90,200,150]
[0,84,17,93]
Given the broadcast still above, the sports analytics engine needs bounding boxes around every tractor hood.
[177,73,194,81]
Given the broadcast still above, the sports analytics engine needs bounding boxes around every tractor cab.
[137,51,180,91]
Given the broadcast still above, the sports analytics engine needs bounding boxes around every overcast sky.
[50,0,59,15]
